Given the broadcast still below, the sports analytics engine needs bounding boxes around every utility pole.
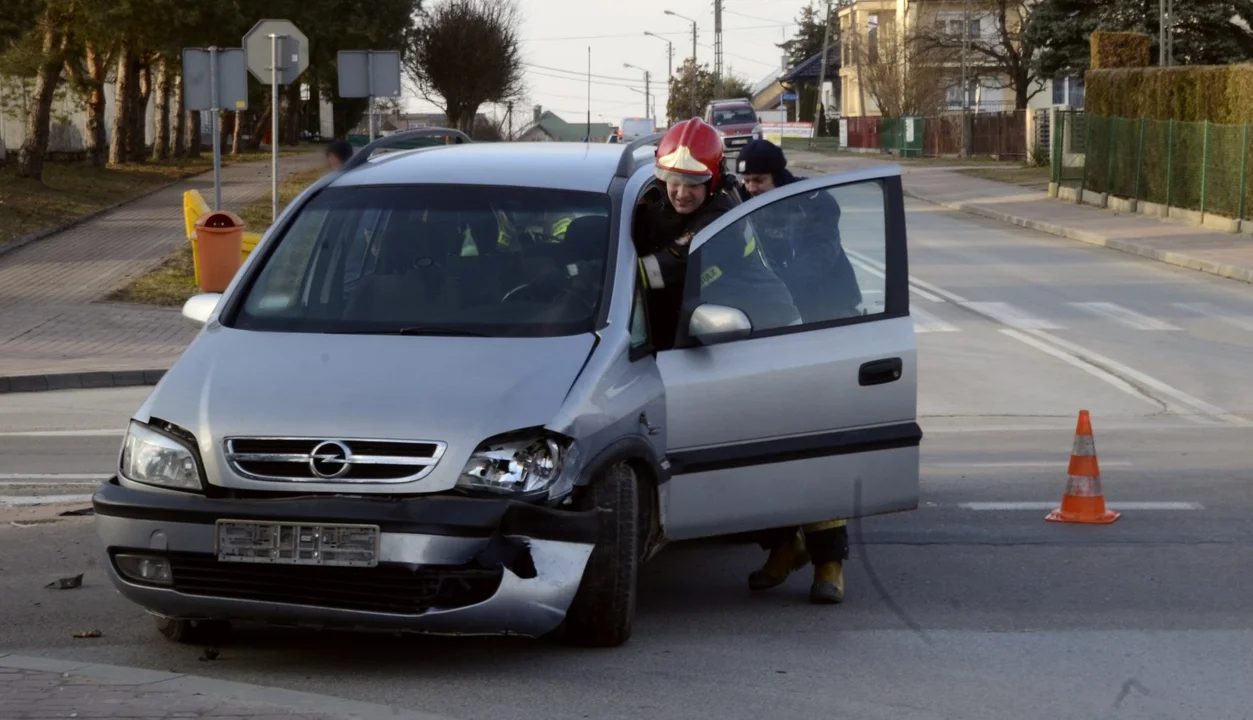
[625,64,652,121]
[960,0,971,158]
[1159,0,1174,66]
[714,0,724,98]
[664,10,698,119]
[506,101,513,140]
[812,0,834,143]
[586,46,592,142]
[644,32,674,124]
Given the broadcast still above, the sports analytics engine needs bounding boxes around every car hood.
[716,122,758,135]
[136,326,597,493]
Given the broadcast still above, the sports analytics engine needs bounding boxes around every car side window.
[683,178,885,340]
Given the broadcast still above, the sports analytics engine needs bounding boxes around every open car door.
[655,166,920,541]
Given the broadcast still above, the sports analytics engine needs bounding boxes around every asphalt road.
[4,192,1253,719]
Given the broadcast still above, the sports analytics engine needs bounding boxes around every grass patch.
[110,168,326,307]
[953,165,1052,190]
[0,148,308,248]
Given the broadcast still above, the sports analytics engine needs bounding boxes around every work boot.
[810,561,845,604]
[748,532,809,591]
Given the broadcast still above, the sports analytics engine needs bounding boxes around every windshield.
[712,107,757,126]
[229,185,612,337]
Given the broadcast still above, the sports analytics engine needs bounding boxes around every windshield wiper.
[323,326,489,337]
[394,326,489,337]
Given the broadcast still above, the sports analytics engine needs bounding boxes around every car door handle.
[859,358,902,387]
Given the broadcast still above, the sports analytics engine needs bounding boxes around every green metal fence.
[879,117,924,158]
[1054,111,1253,220]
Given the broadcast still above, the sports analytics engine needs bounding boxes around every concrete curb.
[901,188,1253,286]
[0,653,458,720]
[0,369,166,394]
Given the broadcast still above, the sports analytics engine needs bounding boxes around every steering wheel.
[501,273,597,314]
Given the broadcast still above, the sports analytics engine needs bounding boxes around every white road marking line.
[1022,328,1253,427]
[0,473,111,481]
[965,302,1063,330]
[925,460,1133,468]
[0,494,93,507]
[847,256,944,302]
[1000,329,1165,411]
[0,429,123,438]
[921,422,1238,433]
[1173,302,1253,332]
[957,501,1203,511]
[842,249,967,303]
[1071,302,1182,331]
[911,305,960,333]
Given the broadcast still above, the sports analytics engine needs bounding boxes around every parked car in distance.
[618,117,657,142]
[705,98,759,150]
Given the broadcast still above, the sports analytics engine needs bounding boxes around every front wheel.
[156,617,232,645]
[561,462,639,648]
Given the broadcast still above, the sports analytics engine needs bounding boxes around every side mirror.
[182,293,221,326]
[688,304,752,345]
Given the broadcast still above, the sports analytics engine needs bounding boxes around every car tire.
[156,617,232,645]
[562,462,639,648]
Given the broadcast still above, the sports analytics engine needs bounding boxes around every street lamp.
[664,9,698,119]
[624,63,652,121]
[644,31,674,126]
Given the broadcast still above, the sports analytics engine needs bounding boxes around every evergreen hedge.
[1085,64,1253,124]
[1090,32,1152,69]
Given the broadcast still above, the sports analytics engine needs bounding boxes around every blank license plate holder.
[215,519,380,567]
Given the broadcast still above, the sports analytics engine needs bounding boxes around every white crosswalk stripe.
[911,305,960,333]
[962,302,1063,330]
[1173,302,1253,332]
[1071,302,1182,330]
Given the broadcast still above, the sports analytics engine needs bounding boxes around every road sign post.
[337,50,402,143]
[244,19,309,222]
[182,46,248,210]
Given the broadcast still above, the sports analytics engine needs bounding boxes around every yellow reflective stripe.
[803,519,848,532]
[700,265,723,289]
[743,235,756,257]
[552,216,572,238]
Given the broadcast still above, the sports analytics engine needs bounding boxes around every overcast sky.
[406,0,816,126]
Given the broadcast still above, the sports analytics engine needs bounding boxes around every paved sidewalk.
[789,150,1253,284]
[0,654,451,720]
[0,152,322,387]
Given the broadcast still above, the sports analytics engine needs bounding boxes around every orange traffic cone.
[1046,410,1120,524]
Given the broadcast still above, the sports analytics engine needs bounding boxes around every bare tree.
[404,0,525,134]
[856,15,949,117]
[912,0,1042,110]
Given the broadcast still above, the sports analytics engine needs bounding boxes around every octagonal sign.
[243,19,309,86]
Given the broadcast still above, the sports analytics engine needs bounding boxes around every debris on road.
[59,507,94,516]
[45,573,83,589]
[71,629,102,638]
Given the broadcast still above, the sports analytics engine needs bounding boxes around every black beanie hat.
[735,139,787,176]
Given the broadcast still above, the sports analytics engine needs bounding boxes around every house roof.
[524,111,615,141]
[782,47,841,83]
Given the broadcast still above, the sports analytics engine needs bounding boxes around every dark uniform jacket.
[752,171,863,322]
[634,180,800,348]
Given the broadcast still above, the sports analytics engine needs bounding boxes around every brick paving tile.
[0,153,322,379]
[0,668,345,720]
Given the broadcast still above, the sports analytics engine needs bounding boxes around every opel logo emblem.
[309,441,352,479]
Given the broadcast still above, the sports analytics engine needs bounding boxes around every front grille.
[167,553,501,614]
[225,437,446,484]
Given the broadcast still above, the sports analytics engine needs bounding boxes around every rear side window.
[228,185,613,338]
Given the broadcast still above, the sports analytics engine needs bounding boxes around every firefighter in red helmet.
[633,118,797,349]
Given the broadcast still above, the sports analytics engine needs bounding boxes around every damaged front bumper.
[92,478,602,638]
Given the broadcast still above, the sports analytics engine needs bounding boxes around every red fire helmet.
[654,117,724,189]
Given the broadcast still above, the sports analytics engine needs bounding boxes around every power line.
[699,43,778,68]
[723,8,793,25]
[525,62,650,84]
[523,23,788,42]
[528,69,650,90]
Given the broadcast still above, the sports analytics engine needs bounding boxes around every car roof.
[331,142,633,193]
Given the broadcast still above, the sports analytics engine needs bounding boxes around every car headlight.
[457,434,572,495]
[119,421,203,491]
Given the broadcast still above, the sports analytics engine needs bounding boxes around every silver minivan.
[93,129,920,648]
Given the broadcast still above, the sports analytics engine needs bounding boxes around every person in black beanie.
[735,139,863,604]
[325,139,353,172]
